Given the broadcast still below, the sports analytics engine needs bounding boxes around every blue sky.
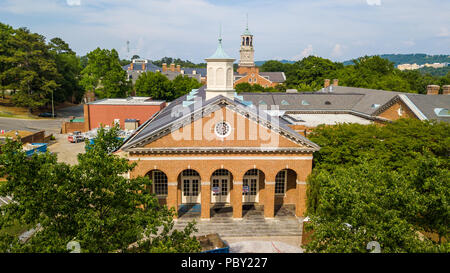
[1,0,449,63]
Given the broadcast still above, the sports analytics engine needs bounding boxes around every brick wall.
[85,103,165,131]
[378,100,417,121]
[20,131,45,144]
[61,121,85,134]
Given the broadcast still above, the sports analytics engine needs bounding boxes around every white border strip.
[399,94,428,120]
[129,156,313,161]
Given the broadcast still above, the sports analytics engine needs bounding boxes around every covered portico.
[129,153,312,219]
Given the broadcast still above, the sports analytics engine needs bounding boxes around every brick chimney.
[324,79,330,88]
[442,85,450,95]
[170,63,175,72]
[332,79,339,86]
[426,85,440,95]
[162,63,167,72]
[141,63,146,71]
[176,64,181,72]
[130,62,134,70]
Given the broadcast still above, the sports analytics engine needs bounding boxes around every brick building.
[233,25,285,88]
[123,59,206,84]
[118,37,319,219]
[83,97,166,131]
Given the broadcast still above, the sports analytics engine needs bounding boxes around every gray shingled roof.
[324,86,403,115]
[259,72,286,83]
[403,93,450,122]
[240,92,365,111]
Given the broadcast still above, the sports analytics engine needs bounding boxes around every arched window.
[246,37,249,46]
[149,170,168,196]
[275,170,287,195]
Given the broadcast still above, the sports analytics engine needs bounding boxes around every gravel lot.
[47,134,85,165]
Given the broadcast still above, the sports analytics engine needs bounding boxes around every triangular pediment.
[121,96,320,152]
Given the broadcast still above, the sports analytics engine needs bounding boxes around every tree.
[134,72,174,100]
[0,26,59,111]
[305,119,450,252]
[171,75,202,98]
[235,82,253,93]
[80,48,130,99]
[48,37,83,103]
[305,161,434,253]
[0,126,201,253]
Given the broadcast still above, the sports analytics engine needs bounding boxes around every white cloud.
[366,0,381,6]
[292,45,313,60]
[331,44,344,58]
[66,0,81,6]
[437,27,450,37]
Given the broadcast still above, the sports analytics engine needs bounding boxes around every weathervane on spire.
[219,23,222,44]
[246,13,249,30]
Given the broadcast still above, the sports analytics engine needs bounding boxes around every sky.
[0,0,449,63]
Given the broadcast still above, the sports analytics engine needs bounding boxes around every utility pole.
[52,90,54,118]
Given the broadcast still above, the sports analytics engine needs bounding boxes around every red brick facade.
[84,103,165,131]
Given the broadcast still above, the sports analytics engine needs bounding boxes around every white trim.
[167,182,177,186]
[233,181,243,185]
[399,94,428,120]
[201,182,210,186]
[296,181,307,185]
[130,156,313,161]
[265,181,276,185]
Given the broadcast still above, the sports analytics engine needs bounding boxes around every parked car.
[38,112,57,118]
[68,134,84,143]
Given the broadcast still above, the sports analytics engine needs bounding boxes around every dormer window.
[281,100,289,105]
[325,101,331,105]
[301,100,310,105]
[371,104,381,109]
[434,108,450,117]
[259,100,267,105]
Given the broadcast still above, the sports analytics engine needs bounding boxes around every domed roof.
[206,38,234,60]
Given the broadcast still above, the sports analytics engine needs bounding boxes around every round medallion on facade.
[215,121,231,138]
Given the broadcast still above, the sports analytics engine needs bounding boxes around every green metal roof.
[242,27,252,36]
[206,38,233,60]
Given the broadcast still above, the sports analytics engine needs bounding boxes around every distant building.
[123,59,206,84]
[83,97,166,131]
[397,62,447,70]
[233,25,285,88]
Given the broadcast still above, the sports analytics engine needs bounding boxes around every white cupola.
[205,36,235,101]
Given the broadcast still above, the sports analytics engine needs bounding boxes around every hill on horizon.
[342,54,450,66]
[255,54,450,67]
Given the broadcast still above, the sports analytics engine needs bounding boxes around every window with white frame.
[275,170,287,195]
[152,170,168,196]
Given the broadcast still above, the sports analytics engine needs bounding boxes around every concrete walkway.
[174,205,304,252]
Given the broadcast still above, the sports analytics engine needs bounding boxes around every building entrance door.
[243,169,259,203]
[182,178,200,204]
[211,170,231,203]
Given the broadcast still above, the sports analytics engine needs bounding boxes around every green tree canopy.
[0,25,59,111]
[134,71,174,100]
[80,48,130,99]
[0,126,201,253]
[305,119,450,253]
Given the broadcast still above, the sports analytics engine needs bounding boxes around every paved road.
[0,105,84,134]
[48,134,85,165]
[0,117,62,134]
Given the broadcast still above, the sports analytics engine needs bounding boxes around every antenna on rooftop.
[126,40,130,60]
